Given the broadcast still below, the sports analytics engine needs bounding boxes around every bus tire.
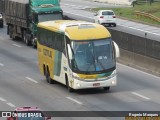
[23,30,27,42]
[25,34,31,46]
[32,43,37,49]
[9,26,14,40]
[66,76,74,92]
[45,68,54,84]
[103,87,110,91]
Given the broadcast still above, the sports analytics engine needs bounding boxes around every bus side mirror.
[113,41,120,58]
[67,44,73,60]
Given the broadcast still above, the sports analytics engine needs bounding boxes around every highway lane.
[0,25,160,120]
[61,0,160,41]
[61,0,128,9]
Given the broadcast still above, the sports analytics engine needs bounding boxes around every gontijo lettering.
[43,49,52,58]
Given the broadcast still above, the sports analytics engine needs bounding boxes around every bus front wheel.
[66,76,74,92]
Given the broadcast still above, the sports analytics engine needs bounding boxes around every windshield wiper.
[96,58,105,71]
[86,59,96,72]
[86,50,96,72]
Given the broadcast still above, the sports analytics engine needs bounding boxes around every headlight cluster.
[72,75,85,81]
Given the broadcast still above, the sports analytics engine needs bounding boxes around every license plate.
[93,83,100,86]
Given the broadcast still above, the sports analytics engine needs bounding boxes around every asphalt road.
[61,0,160,41]
[0,22,160,120]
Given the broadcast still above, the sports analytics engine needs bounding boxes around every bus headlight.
[77,83,81,87]
[72,75,84,81]
[111,80,116,85]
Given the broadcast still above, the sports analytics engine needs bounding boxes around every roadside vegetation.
[91,1,160,26]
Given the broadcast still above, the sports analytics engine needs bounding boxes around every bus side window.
[52,32,56,49]
[38,28,44,45]
[39,28,46,45]
[47,31,52,48]
[43,30,48,46]
[37,27,41,43]
[61,34,65,54]
[55,33,64,52]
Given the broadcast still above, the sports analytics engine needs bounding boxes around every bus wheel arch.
[65,74,74,92]
[45,65,54,84]
[44,65,50,83]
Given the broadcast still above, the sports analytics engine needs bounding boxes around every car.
[94,10,116,27]
[7,106,51,120]
[0,13,3,28]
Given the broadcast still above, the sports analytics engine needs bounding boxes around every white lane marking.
[25,77,38,83]
[118,63,160,79]
[0,63,4,66]
[66,97,83,105]
[0,97,6,102]
[12,44,22,48]
[6,102,16,108]
[64,11,93,19]
[64,11,160,36]
[118,24,160,36]
[132,92,150,100]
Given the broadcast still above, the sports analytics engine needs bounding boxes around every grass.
[91,2,160,26]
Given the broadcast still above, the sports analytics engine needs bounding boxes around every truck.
[0,0,4,28]
[1,0,63,48]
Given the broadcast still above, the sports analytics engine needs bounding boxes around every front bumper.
[99,19,116,24]
[73,76,117,89]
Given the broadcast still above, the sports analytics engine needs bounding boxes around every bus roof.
[38,20,111,40]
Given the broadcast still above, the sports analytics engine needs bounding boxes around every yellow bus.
[37,20,120,92]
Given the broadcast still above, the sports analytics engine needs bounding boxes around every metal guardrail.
[135,11,160,23]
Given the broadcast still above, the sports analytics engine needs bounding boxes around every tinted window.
[38,28,65,53]
[38,13,63,22]
[55,33,64,52]
[46,31,53,47]
[102,11,114,15]
[38,28,46,45]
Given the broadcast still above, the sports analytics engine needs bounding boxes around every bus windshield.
[71,38,115,73]
[38,13,63,22]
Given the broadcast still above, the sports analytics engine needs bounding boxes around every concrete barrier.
[108,28,160,76]
[118,49,160,75]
